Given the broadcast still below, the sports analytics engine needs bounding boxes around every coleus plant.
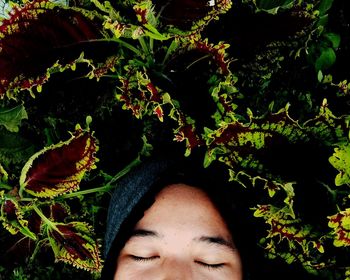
[1,0,350,279]
[1,121,102,272]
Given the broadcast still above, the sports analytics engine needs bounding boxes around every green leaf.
[254,0,294,14]
[324,32,341,49]
[318,14,329,27]
[315,48,336,71]
[0,128,36,166]
[329,143,350,186]
[144,24,169,41]
[318,0,334,16]
[51,0,69,6]
[256,0,293,9]
[162,39,180,64]
[0,104,28,132]
[0,163,8,183]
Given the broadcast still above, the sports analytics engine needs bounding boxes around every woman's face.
[114,184,242,280]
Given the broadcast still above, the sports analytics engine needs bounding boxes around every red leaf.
[0,0,101,96]
[0,197,36,239]
[48,222,102,272]
[20,129,98,198]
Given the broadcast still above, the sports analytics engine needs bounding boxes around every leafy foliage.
[1,0,350,279]
[329,209,350,247]
[0,128,36,166]
[20,127,98,198]
[0,104,28,132]
[47,221,102,271]
[329,142,350,186]
[0,123,103,273]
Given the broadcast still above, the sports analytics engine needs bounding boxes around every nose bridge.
[161,256,193,280]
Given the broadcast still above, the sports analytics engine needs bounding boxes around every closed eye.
[130,255,160,262]
[195,261,225,270]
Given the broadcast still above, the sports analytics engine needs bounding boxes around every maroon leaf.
[47,222,102,272]
[0,197,36,239]
[20,129,98,198]
[0,0,101,96]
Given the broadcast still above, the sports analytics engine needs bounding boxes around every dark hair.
[101,156,252,279]
[101,155,317,280]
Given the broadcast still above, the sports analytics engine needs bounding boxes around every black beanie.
[101,158,171,279]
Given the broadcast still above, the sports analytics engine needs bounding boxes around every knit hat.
[101,158,171,279]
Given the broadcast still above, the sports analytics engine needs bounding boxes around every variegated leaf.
[0,0,101,97]
[329,143,350,187]
[0,197,36,239]
[304,99,348,145]
[205,101,348,185]
[19,128,98,198]
[254,203,326,271]
[205,104,308,175]
[328,209,350,247]
[47,221,102,272]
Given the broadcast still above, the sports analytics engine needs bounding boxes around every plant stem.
[162,40,178,65]
[32,204,58,231]
[60,157,142,199]
[0,182,12,190]
[19,198,34,202]
[18,185,24,199]
[319,181,337,202]
[29,238,48,263]
[106,157,141,187]
[139,37,149,55]
[149,37,154,54]
[60,186,110,198]
[79,38,142,56]
[139,37,154,65]
[100,74,119,79]
[185,54,211,71]
[114,38,142,56]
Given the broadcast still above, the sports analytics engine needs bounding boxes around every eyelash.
[130,256,224,270]
[130,255,159,262]
[195,261,225,270]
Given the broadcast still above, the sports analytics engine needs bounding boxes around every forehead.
[134,184,232,238]
[157,183,212,203]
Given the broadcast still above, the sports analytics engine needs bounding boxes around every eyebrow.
[195,236,237,253]
[130,229,161,238]
[129,229,236,253]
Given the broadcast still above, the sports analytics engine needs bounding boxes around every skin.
[114,183,243,280]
